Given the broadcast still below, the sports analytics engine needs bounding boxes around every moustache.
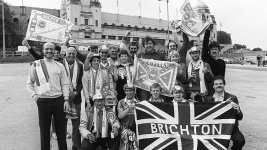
[216,86,223,89]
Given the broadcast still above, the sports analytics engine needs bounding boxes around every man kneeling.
[79,93,120,150]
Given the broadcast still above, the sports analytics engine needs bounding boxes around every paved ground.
[0,63,267,150]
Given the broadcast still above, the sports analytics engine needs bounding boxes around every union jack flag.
[135,101,236,150]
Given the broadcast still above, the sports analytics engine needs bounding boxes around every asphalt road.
[0,63,266,150]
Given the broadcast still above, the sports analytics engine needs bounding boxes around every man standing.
[137,36,166,101]
[187,46,214,101]
[202,26,226,77]
[64,46,83,150]
[27,42,70,150]
[206,76,245,150]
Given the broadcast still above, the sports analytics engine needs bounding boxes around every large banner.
[26,10,73,43]
[133,57,178,97]
[135,101,236,150]
[68,39,122,51]
[179,0,213,37]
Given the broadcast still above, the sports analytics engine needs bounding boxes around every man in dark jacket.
[202,26,226,77]
[206,76,245,150]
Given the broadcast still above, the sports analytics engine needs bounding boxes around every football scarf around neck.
[34,59,50,94]
[89,68,104,97]
[93,107,108,138]
[188,60,207,93]
[64,58,79,91]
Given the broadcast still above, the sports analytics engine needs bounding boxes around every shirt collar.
[213,92,225,102]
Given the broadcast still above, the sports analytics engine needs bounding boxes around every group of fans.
[25,25,245,150]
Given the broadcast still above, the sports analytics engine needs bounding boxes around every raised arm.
[22,39,43,60]
[202,29,211,62]
[179,32,190,64]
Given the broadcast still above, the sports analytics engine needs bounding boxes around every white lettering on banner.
[212,124,222,135]
[169,125,178,134]
[180,125,190,135]
[150,123,223,135]
[151,123,158,134]
[202,125,210,135]
[191,124,200,134]
[158,124,165,134]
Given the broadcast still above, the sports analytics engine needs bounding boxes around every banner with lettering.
[135,101,236,150]
[68,39,122,51]
[132,57,178,97]
[26,10,73,43]
[179,0,213,37]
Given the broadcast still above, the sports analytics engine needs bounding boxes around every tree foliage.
[217,31,232,44]
[0,2,23,48]
[233,44,246,50]
[252,47,262,51]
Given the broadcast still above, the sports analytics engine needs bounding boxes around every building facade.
[9,0,217,51]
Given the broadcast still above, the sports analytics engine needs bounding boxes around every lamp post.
[158,0,170,41]
[1,0,5,58]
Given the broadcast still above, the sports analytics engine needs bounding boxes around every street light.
[1,0,5,58]
[158,0,170,42]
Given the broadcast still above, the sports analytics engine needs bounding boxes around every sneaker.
[52,132,57,140]
[66,132,71,139]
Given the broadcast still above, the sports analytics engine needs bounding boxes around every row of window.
[74,18,98,27]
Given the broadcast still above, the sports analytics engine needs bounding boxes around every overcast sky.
[5,0,267,50]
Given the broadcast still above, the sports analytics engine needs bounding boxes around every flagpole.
[158,0,170,42]
[1,0,5,58]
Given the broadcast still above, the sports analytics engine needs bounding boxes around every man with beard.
[202,26,226,77]
[63,47,83,150]
[137,36,166,101]
[187,46,214,102]
[206,76,245,150]
[27,42,70,150]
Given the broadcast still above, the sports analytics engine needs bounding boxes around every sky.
[5,0,267,50]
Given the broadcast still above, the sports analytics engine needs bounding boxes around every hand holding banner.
[26,10,73,43]
[179,0,213,37]
[133,56,178,97]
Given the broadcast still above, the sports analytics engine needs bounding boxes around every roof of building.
[101,12,170,30]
